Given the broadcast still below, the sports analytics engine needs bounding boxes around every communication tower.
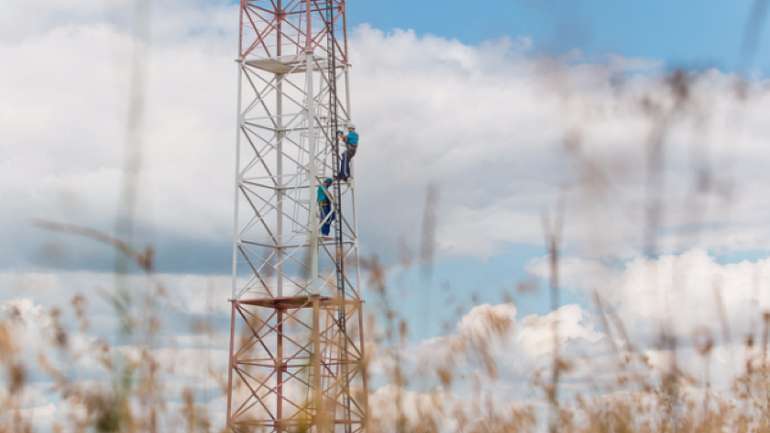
[225,1,367,432]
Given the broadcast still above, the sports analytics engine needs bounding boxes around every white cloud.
[368,384,459,432]
[5,2,770,272]
[531,249,770,354]
[403,302,606,395]
[0,270,232,316]
[7,2,770,429]
[516,304,603,359]
[0,270,232,431]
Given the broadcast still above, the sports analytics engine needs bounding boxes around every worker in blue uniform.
[336,123,359,181]
[317,177,335,238]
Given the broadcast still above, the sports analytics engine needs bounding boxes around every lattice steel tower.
[225,1,367,432]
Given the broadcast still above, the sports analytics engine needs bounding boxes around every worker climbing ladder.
[225,1,367,432]
[324,0,354,431]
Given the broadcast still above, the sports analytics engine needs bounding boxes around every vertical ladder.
[325,1,353,432]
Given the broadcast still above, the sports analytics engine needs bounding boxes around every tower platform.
[245,54,345,75]
[233,295,362,309]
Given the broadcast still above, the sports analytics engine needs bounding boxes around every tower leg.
[312,295,325,431]
[225,301,236,428]
[276,309,284,432]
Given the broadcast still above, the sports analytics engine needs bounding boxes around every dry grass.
[5,2,770,432]
[8,182,770,431]
[6,71,770,433]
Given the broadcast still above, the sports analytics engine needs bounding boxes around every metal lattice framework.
[226,1,367,432]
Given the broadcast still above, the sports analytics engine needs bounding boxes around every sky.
[349,0,770,337]
[4,0,770,429]
[353,0,769,72]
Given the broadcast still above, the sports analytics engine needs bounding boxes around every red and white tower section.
[226,1,367,432]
